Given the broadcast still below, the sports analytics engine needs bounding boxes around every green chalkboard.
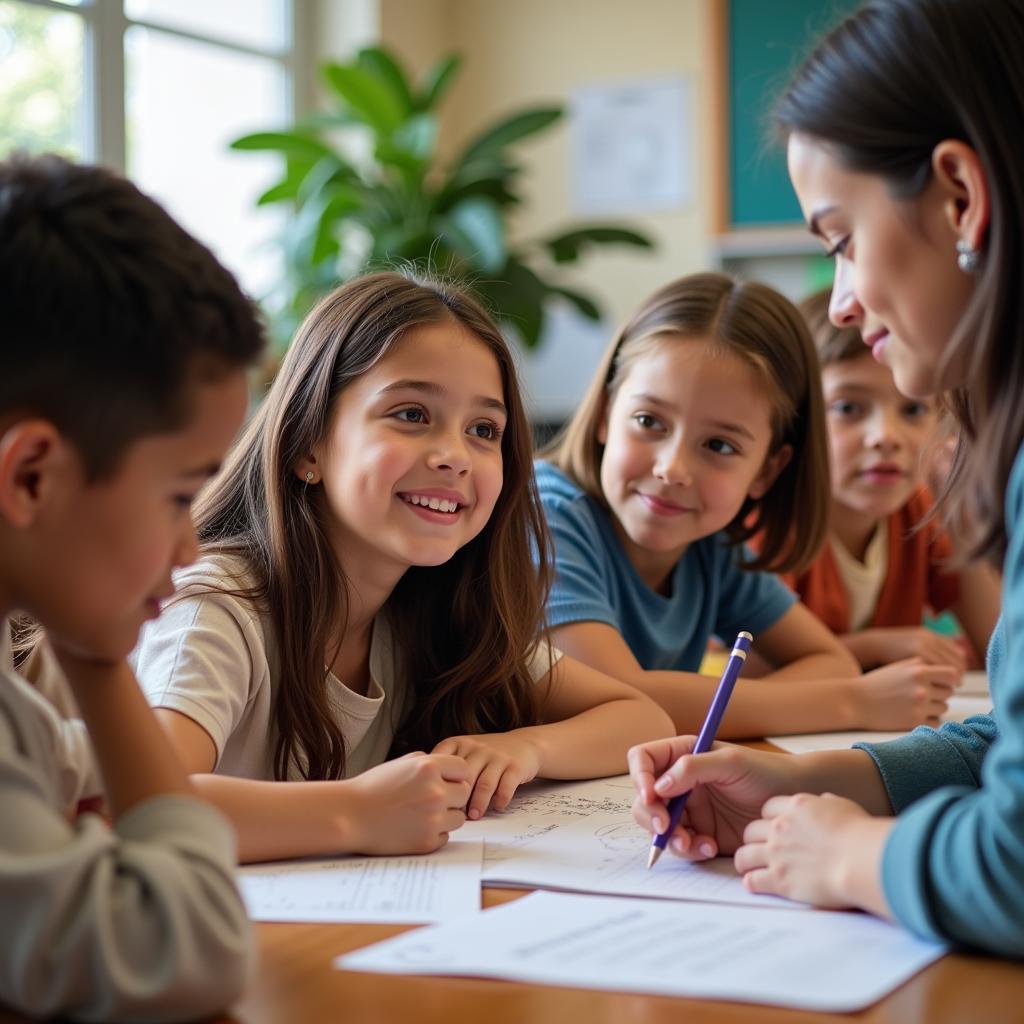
[728,0,859,227]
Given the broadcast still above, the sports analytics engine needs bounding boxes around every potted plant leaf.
[231,46,654,355]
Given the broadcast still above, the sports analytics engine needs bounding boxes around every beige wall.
[317,0,714,332]
[313,0,716,416]
[378,0,455,84]
[380,0,716,329]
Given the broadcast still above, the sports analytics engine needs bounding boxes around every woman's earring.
[304,470,315,489]
[956,239,981,273]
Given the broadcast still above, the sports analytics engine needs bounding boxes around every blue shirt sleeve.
[855,446,1024,955]
[712,543,796,641]
[537,467,619,631]
[855,716,995,811]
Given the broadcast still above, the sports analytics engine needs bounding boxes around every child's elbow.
[822,641,860,676]
[628,691,675,740]
[100,900,255,1023]
[119,912,255,1023]
[3,923,254,1024]
[175,917,256,1020]
[838,647,861,675]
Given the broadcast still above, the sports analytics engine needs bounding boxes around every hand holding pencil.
[628,631,809,867]
[646,631,753,867]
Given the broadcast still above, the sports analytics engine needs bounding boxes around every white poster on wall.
[570,75,693,214]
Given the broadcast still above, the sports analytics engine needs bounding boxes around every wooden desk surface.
[226,743,1023,1024]
[1,886,1018,1024]
[228,888,1024,1024]
[3,743,1022,1023]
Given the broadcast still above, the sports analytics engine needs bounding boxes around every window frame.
[8,0,307,168]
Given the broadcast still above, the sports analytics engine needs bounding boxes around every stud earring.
[956,239,981,273]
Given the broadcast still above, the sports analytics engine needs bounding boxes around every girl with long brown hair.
[629,0,1024,956]
[135,271,670,863]
[538,271,953,738]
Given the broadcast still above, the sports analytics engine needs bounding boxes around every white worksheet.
[337,890,946,1012]
[958,670,990,696]
[237,840,482,923]
[768,694,993,755]
[461,776,796,909]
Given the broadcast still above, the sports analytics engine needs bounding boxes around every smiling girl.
[538,272,955,738]
[133,271,670,863]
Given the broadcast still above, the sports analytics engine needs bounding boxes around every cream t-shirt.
[134,555,559,781]
[830,527,890,632]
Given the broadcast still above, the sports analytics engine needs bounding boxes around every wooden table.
[0,890,1016,1024]
[226,741,1024,1024]
[228,888,1024,1024]
[3,886,1017,1024]
[3,741,1023,1023]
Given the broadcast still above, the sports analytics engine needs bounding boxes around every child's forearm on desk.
[190,775,354,862]
[522,696,673,778]
[638,670,869,738]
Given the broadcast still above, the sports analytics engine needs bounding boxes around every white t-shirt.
[134,555,560,781]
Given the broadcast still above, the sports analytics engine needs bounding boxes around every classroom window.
[124,0,288,50]
[0,0,299,299]
[0,1,86,158]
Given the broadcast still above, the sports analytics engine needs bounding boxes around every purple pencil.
[647,630,754,869]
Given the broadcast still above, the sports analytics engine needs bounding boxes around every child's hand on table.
[853,657,957,728]
[865,626,967,675]
[344,753,471,854]
[432,732,543,820]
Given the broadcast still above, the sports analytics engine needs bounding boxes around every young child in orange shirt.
[786,288,999,671]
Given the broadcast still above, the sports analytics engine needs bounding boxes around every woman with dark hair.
[628,0,1024,956]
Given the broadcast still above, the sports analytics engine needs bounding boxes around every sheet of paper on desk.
[461,776,797,910]
[768,693,993,755]
[237,839,482,923]
[959,670,990,696]
[337,890,946,1013]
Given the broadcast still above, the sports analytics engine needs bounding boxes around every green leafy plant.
[231,46,654,351]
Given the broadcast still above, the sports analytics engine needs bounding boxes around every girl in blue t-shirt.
[628,0,1024,956]
[538,271,958,737]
